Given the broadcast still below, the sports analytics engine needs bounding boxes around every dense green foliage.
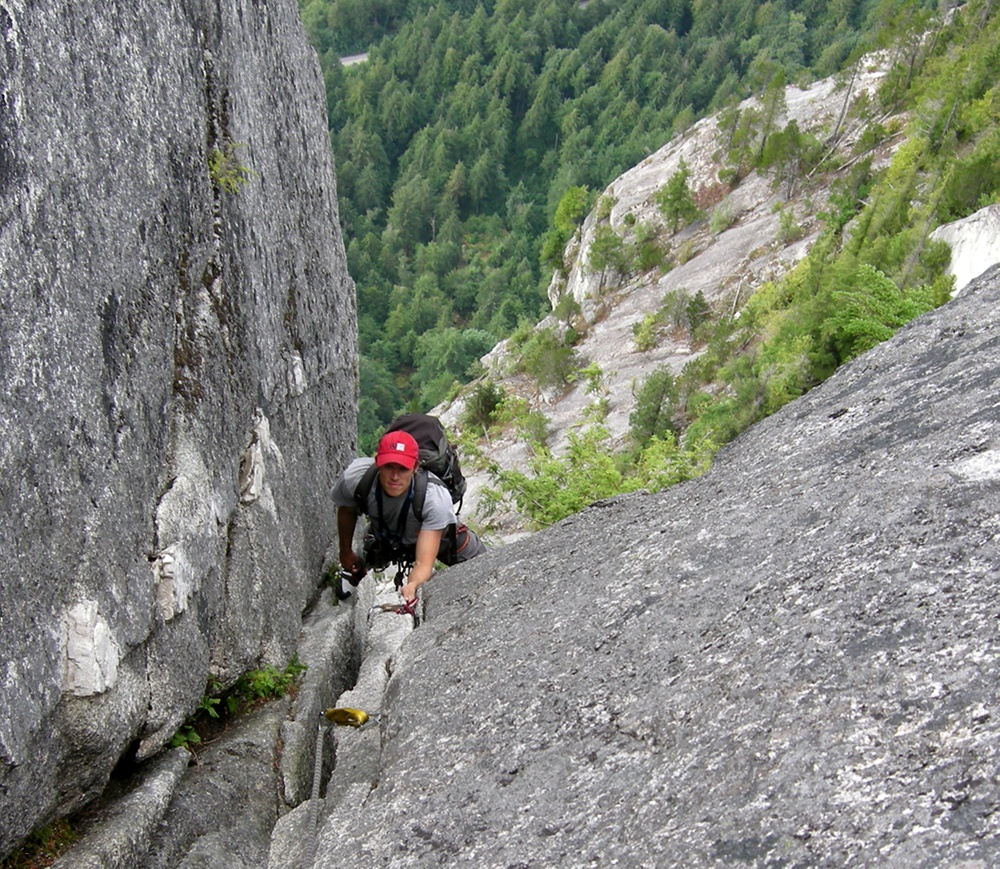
[637,0,997,458]
[468,0,999,529]
[298,0,998,529]
[461,394,716,530]
[300,0,896,451]
[475,423,715,530]
[168,657,308,750]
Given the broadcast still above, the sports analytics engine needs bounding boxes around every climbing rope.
[302,708,379,868]
[302,714,326,868]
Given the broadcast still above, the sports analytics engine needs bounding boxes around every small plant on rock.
[208,141,256,194]
[1,819,80,868]
[463,380,507,432]
[168,656,308,752]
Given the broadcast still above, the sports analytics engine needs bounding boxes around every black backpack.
[380,413,466,508]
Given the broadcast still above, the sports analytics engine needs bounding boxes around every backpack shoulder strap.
[411,469,428,523]
[353,463,379,515]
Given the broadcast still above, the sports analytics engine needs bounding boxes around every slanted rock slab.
[315,267,1000,866]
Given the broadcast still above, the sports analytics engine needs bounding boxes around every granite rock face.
[316,267,1000,866]
[0,0,354,856]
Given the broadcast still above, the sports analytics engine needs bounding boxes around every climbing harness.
[353,465,461,574]
[360,475,418,575]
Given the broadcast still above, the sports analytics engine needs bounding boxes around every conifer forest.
[299,0,999,469]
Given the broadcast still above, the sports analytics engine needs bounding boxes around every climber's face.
[378,463,414,498]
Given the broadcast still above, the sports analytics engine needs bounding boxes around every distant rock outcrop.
[454,60,997,544]
[469,59,893,457]
[454,60,899,538]
[315,265,1000,866]
[931,204,1000,294]
[0,0,354,856]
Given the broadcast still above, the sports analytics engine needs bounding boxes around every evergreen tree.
[655,158,700,232]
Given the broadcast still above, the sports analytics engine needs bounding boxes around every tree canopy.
[299,0,951,451]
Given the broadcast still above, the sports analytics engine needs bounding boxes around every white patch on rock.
[289,350,307,396]
[953,448,1000,483]
[151,543,194,621]
[239,411,267,504]
[239,435,265,503]
[238,409,284,507]
[930,204,1000,294]
[62,601,121,696]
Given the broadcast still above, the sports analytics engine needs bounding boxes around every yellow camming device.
[324,707,370,728]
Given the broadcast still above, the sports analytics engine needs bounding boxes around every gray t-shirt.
[331,458,455,545]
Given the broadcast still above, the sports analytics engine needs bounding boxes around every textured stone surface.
[0,0,355,855]
[269,575,416,869]
[48,749,190,869]
[315,267,1000,866]
[142,699,290,869]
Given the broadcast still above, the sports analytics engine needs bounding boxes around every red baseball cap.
[375,430,419,470]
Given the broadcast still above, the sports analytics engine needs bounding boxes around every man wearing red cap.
[331,430,485,603]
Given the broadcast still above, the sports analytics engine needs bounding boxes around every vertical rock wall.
[0,0,356,855]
